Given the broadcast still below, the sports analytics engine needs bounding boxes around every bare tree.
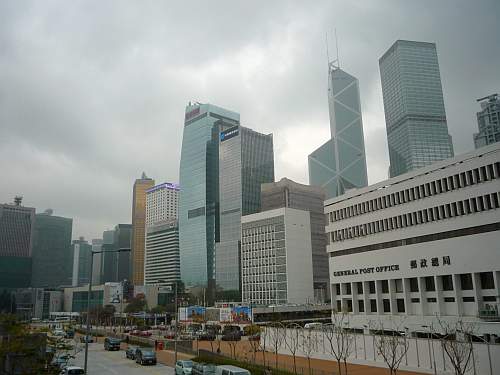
[227,338,239,359]
[259,325,269,367]
[438,319,475,375]
[372,320,409,375]
[268,322,285,369]
[284,323,301,374]
[301,325,319,375]
[323,314,347,375]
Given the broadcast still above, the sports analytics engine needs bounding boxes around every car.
[197,331,216,341]
[304,322,323,330]
[215,365,250,375]
[61,366,85,375]
[130,329,141,336]
[125,346,139,359]
[104,337,121,351]
[221,331,241,341]
[51,354,71,369]
[135,348,157,365]
[139,330,152,337]
[164,331,176,339]
[65,329,75,339]
[79,335,94,343]
[176,360,193,375]
[192,362,216,375]
[53,329,66,337]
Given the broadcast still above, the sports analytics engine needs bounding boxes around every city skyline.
[0,1,499,240]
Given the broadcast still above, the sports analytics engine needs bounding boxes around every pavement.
[71,342,175,375]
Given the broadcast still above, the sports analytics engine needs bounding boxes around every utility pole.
[174,281,178,363]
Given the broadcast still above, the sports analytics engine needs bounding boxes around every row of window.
[330,193,500,243]
[333,272,496,297]
[328,162,500,224]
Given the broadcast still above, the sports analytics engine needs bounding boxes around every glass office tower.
[379,40,454,177]
[308,62,368,199]
[216,126,274,293]
[474,94,500,149]
[179,103,240,292]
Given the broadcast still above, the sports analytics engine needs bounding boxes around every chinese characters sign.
[410,256,451,269]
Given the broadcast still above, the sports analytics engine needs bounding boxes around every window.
[480,272,495,289]
[460,274,474,290]
[358,300,365,312]
[357,282,363,294]
[383,299,391,313]
[483,296,497,302]
[427,298,437,303]
[344,283,352,295]
[370,299,377,312]
[409,278,419,292]
[381,280,389,293]
[335,284,341,295]
[425,277,435,292]
[369,281,376,294]
[337,300,342,311]
[462,296,475,302]
[410,298,420,303]
[396,299,405,313]
[441,275,454,291]
[395,279,403,293]
[444,297,455,302]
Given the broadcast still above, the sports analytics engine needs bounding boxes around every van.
[304,322,322,330]
[215,365,251,375]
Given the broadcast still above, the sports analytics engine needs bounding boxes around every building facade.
[474,93,500,149]
[179,103,240,292]
[216,125,274,293]
[261,178,328,302]
[309,62,368,200]
[131,172,155,285]
[91,238,103,285]
[146,182,179,227]
[0,198,35,289]
[101,230,115,283]
[379,40,454,177]
[71,237,92,286]
[31,210,73,288]
[241,208,315,306]
[14,288,63,320]
[325,143,500,334]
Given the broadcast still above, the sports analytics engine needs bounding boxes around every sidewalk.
[197,340,426,375]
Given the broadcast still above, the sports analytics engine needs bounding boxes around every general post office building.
[325,143,500,335]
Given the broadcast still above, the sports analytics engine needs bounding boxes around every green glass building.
[379,40,454,177]
[31,211,73,288]
[179,103,240,292]
[308,62,368,199]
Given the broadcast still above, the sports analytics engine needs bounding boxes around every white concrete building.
[325,143,500,335]
[241,207,314,306]
[144,182,180,286]
[145,182,179,227]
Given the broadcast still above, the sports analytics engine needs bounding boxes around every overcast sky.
[1,1,498,240]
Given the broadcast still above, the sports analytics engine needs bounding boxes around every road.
[71,342,175,375]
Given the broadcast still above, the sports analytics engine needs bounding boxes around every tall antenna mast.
[325,32,330,65]
[334,28,340,67]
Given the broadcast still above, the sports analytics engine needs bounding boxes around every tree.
[372,320,409,375]
[301,326,319,375]
[268,322,285,369]
[438,319,475,375]
[259,325,269,367]
[150,305,167,314]
[284,323,301,374]
[124,296,147,313]
[323,311,355,375]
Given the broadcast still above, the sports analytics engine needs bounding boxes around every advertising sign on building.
[220,307,232,322]
[205,308,220,322]
[106,282,122,304]
[187,306,206,322]
[231,306,252,323]
[178,307,188,322]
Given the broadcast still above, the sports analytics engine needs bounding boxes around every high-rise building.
[71,237,92,286]
[473,94,500,149]
[145,183,180,286]
[146,182,179,227]
[179,103,240,292]
[379,40,454,177]
[131,172,155,285]
[101,230,116,283]
[31,210,73,288]
[308,61,368,200]
[0,198,35,289]
[91,239,103,285]
[216,125,274,293]
[261,178,328,302]
[241,208,315,306]
[114,224,132,282]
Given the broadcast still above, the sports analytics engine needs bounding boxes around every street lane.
[72,342,175,375]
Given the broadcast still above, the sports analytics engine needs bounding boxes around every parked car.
[221,331,241,341]
[215,365,250,375]
[125,346,139,359]
[61,366,85,375]
[79,335,94,343]
[51,354,71,369]
[176,360,194,375]
[130,329,141,336]
[192,362,216,375]
[197,331,216,341]
[135,348,157,365]
[104,337,121,351]
[139,330,152,337]
[304,322,323,330]
[65,329,75,339]
[53,329,65,337]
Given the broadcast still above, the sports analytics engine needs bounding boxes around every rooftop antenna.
[334,28,340,67]
[326,32,330,65]
[14,196,22,206]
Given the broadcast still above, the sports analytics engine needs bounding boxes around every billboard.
[231,306,252,323]
[107,282,122,304]
[187,306,206,322]
[219,307,232,323]
[205,308,220,322]
[178,307,188,322]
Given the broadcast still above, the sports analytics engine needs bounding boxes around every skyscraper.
[99,225,132,283]
[473,94,500,149]
[379,40,454,177]
[91,238,103,285]
[145,182,180,286]
[216,125,274,294]
[31,210,73,288]
[71,237,92,286]
[261,178,328,302]
[131,172,155,285]
[308,61,368,199]
[0,198,35,289]
[179,103,240,293]
[101,230,116,283]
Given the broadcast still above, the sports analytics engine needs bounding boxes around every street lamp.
[84,248,130,375]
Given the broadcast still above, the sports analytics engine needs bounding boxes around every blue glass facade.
[379,40,454,177]
[309,64,368,199]
[179,103,240,289]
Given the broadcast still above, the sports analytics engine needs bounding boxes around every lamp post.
[84,248,130,375]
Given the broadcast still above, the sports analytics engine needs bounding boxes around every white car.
[176,360,193,375]
[53,329,66,337]
[61,366,85,375]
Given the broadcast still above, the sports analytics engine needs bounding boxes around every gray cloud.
[1,0,498,239]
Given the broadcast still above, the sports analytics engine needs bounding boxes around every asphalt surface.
[71,342,175,375]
